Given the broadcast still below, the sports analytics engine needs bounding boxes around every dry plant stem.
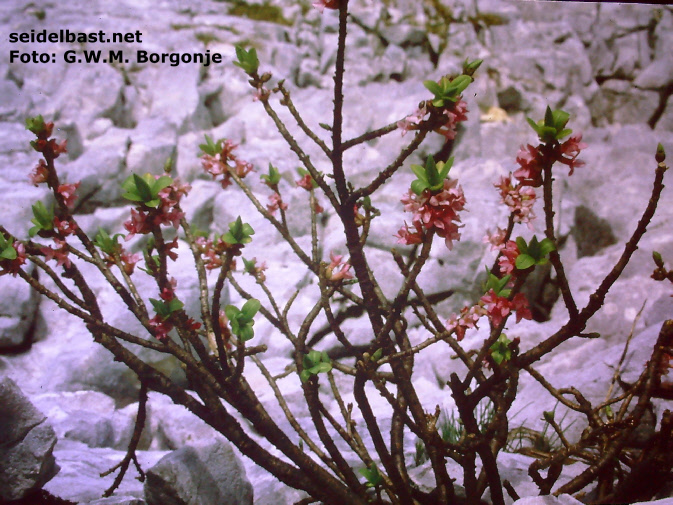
[260,96,340,211]
[352,129,430,202]
[101,382,148,497]
[554,320,673,495]
[276,80,332,157]
[604,301,645,404]
[342,121,401,151]
[327,371,371,461]
[228,170,316,272]
[181,217,214,337]
[519,160,668,368]
[250,355,338,474]
[304,379,366,495]
[25,253,86,308]
[541,159,578,318]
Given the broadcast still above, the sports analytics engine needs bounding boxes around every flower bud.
[656,142,666,163]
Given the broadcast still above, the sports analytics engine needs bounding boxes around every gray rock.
[0,271,40,350]
[0,377,59,501]
[144,441,253,505]
[635,55,673,90]
[512,495,582,505]
[31,391,117,448]
[44,439,166,503]
[588,79,659,126]
[86,496,146,505]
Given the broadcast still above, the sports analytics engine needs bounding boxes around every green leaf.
[410,180,429,195]
[538,238,556,257]
[233,45,259,75]
[515,236,528,255]
[239,325,254,342]
[0,246,17,260]
[423,80,443,95]
[25,115,47,136]
[225,305,239,321]
[133,174,153,202]
[241,298,261,319]
[410,164,428,182]
[515,254,535,270]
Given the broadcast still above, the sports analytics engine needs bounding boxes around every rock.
[634,55,673,90]
[86,496,146,505]
[588,79,659,125]
[144,441,253,505]
[0,270,40,350]
[0,377,59,501]
[43,439,166,504]
[512,495,583,505]
[31,391,116,448]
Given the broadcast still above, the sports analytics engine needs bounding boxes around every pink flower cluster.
[326,251,353,282]
[397,99,469,141]
[267,192,288,215]
[201,139,254,189]
[40,238,71,269]
[195,235,229,271]
[513,134,587,187]
[397,179,466,250]
[123,178,189,240]
[446,290,532,340]
[494,175,536,229]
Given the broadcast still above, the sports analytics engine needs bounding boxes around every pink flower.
[326,251,354,282]
[296,174,314,191]
[119,251,141,275]
[498,240,519,276]
[483,227,507,251]
[395,221,424,245]
[124,209,151,240]
[53,217,77,236]
[200,139,252,189]
[312,0,339,12]
[397,106,427,136]
[436,99,468,140]
[556,133,587,176]
[29,160,49,186]
[447,304,485,341]
[480,289,511,328]
[40,238,71,268]
[401,178,466,250]
[267,192,288,215]
[513,144,543,186]
[149,314,173,341]
[57,182,80,209]
[494,175,536,228]
[511,293,532,323]
[479,290,532,328]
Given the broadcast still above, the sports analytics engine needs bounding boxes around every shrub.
[3,2,672,503]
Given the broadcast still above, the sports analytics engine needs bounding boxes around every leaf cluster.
[29,201,54,237]
[150,296,184,320]
[234,45,259,75]
[526,106,572,143]
[225,298,261,342]
[410,155,453,195]
[121,173,173,209]
[222,217,255,246]
[300,350,332,382]
[515,235,555,270]
[423,75,473,108]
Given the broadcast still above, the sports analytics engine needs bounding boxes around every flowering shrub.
[3,3,672,504]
